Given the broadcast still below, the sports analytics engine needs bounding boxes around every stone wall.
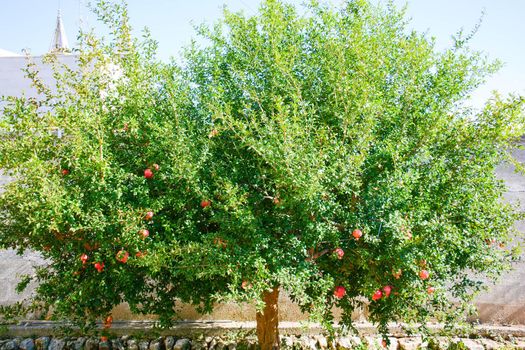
[3,322,525,350]
[1,333,523,350]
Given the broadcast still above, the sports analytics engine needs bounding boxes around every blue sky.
[0,0,524,108]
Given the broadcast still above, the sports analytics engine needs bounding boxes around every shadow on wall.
[107,294,369,323]
[475,303,525,325]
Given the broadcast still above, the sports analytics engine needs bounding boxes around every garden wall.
[474,138,525,324]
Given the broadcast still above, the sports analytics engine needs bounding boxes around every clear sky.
[0,0,524,108]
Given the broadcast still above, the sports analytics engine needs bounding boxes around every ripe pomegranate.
[372,289,383,301]
[427,286,435,294]
[334,286,346,299]
[116,250,129,263]
[61,169,70,176]
[80,253,89,264]
[334,248,344,260]
[144,169,154,179]
[145,211,154,220]
[352,229,363,240]
[103,315,113,329]
[382,285,392,297]
[94,262,104,273]
[140,229,149,239]
[419,270,430,280]
[201,200,211,208]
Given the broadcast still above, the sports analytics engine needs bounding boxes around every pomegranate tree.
[0,1,523,349]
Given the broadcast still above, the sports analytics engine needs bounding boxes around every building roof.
[0,48,21,57]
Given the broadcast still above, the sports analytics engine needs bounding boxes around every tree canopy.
[1,0,524,344]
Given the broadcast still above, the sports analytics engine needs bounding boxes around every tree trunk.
[256,287,280,350]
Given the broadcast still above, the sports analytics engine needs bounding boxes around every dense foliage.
[1,0,524,337]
